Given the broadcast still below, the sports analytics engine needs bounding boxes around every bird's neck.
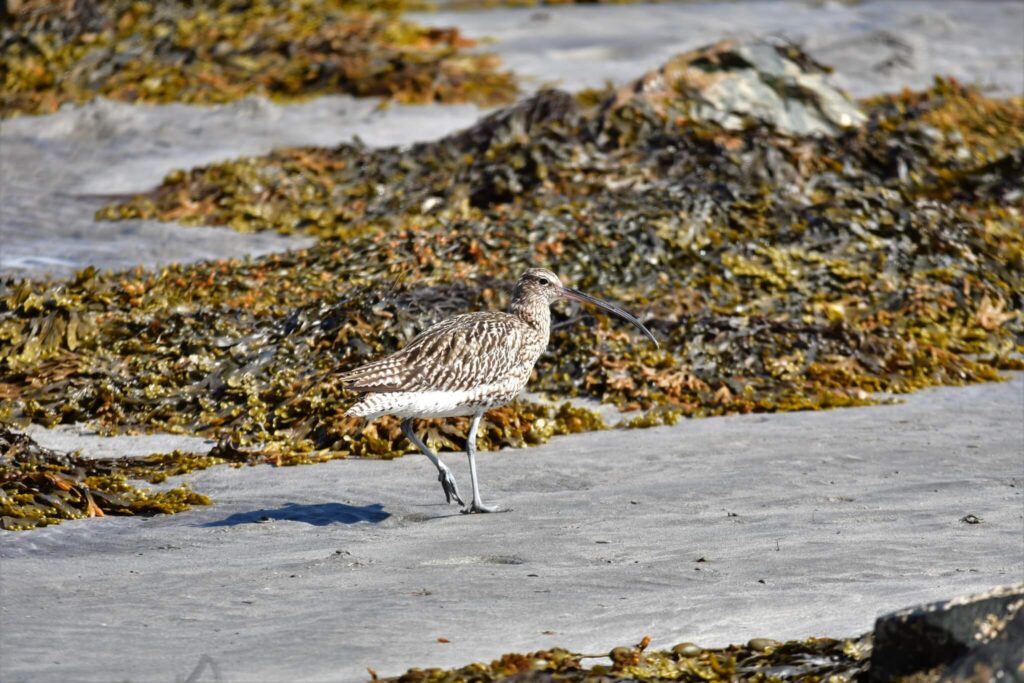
[510,294,551,336]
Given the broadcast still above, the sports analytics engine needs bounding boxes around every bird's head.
[513,268,565,305]
[512,268,659,348]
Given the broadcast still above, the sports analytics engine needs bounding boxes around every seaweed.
[376,633,873,682]
[1,51,1022,529]
[0,0,517,118]
[0,424,211,531]
[6,78,1024,450]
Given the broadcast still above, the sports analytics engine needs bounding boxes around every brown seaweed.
[1,0,517,118]
[377,633,873,682]
[1,50,1022,529]
[5,77,1023,452]
[0,424,211,531]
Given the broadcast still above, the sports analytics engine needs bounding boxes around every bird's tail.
[344,394,390,419]
[344,400,369,418]
[337,358,406,393]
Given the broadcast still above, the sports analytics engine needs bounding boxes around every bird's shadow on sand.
[201,502,390,527]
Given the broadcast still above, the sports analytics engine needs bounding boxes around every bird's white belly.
[347,384,519,419]
[389,390,495,418]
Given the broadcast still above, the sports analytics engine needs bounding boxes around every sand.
[1,376,1021,682]
[0,98,483,281]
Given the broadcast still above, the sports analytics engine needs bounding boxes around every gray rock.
[604,39,866,136]
[871,584,1024,682]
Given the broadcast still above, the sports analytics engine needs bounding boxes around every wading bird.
[340,268,658,513]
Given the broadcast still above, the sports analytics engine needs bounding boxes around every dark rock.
[870,584,1024,682]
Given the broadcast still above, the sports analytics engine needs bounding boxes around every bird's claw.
[438,470,465,506]
[460,502,505,514]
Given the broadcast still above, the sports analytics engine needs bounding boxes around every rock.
[603,39,865,136]
[870,583,1024,682]
[747,638,782,652]
[671,642,702,657]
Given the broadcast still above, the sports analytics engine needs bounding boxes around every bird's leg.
[461,413,502,514]
[401,419,464,506]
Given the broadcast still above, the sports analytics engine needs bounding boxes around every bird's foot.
[460,501,507,514]
[438,469,465,506]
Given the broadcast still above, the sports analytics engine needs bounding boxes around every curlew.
[340,268,658,513]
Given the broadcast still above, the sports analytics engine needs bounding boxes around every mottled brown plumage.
[340,268,657,513]
[340,313,543,395]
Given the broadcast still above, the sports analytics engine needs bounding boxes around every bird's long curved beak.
[560,287,659,348]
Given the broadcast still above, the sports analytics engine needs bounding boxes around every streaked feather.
[339,312,545,395]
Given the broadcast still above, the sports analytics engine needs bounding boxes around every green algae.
[376,634,873,682]
[1,0,517,118]
[0,424,211,531]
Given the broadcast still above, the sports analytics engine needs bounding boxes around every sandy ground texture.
[1,375,1021,682]
[0,98,482,281]
[2,0,1022,281]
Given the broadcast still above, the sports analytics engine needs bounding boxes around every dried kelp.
[377,634,873,682]
[2,50,1023,479]
[0,0,517,118]
[0,424,210,531]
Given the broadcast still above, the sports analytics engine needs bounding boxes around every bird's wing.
[335,352,412,393]
[338,313,531,393]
